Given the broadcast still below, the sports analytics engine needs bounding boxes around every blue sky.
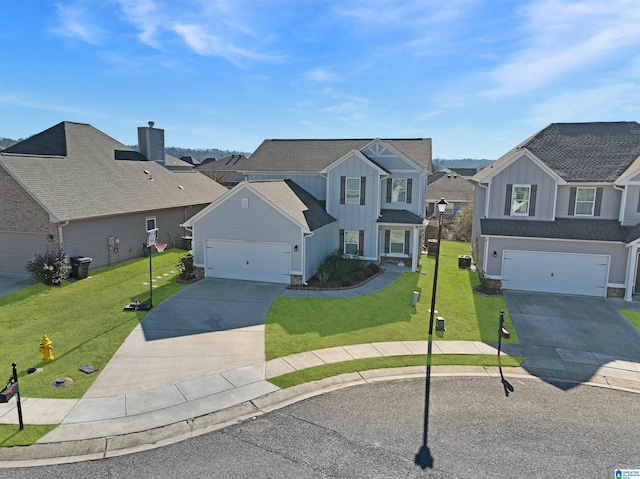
[1,0,638,159]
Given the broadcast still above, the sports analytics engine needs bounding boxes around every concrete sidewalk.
[2,266,640,466]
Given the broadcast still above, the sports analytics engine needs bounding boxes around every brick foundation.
[290,275,303,286]
[607,287,625,298]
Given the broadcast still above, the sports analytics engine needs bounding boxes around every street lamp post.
[428,198,448,335]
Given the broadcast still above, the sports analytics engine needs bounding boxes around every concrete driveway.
[504,290,640,387]
[85,278,287,397]
[0,273,36,297]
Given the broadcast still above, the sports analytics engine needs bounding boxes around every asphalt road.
[2,376,638,478]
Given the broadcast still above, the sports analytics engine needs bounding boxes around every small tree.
[178,253,195,281]
[25,250,69,285]
[450,203,474,242]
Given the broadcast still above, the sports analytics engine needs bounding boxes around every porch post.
[624,245,637,302]
[411,226,420,272]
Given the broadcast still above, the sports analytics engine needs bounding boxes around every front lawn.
[620,310,640,332]
[265,241,517,360]
[0,250,187,399]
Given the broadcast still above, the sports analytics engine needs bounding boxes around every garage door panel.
[0,232,48,273]
[502,250,608,297]
[205,239,290,284]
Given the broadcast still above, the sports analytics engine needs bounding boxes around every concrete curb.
[1,365,638,468]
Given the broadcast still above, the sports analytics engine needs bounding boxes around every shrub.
[351,271,365,282]
[25,250,69,285]
[368,262,381,274]
[316,269,330,286]
[178,253,195,280]
[363,267,374,278]
[340,276,352,287]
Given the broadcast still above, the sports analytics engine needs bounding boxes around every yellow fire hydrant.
[39,335,54,361]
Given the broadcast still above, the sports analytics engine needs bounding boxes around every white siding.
[556,185,621,220]
[190,188,303,272]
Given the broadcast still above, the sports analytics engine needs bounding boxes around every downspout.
[58,221,69,252]
[302,231,314,285]
[613,184,625,224]
[624,245,636,302]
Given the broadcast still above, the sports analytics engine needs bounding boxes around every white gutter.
[613,184,626,224]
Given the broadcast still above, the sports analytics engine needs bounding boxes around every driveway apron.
[84,278,287,397]
[504,290,640,387]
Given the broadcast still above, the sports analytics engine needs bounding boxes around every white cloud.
[0,92,96,116]
[114,0,161,47]
[306,67,342,83]
[482,0,640,98]
[52,3,103,44]
[171,23,284,66]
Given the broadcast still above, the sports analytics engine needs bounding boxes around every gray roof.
[480,218,638,243]
[195,154,248,184]
[249,180,336,231]
[474,122,640,183]
[246,138,431,172]
[377,209,425,225]
[0,121,228,222]
[427,173,475,202]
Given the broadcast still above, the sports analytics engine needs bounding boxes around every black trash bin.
[71,256,92,279]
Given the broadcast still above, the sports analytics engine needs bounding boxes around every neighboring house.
[182,138,431,284]
[195,154,249,187]
[0,121,228,274]
[427,169,475,217]
[471,121,640,300]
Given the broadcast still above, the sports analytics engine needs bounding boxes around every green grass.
[0,250,188,399]
[265,241,517,360]
[620,310,640,332]
[269,354,525,389]
[0,424,57,447]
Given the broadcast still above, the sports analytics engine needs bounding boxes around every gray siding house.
[183,138,431,284]
[0,121,228,273]
[471,121,640,300]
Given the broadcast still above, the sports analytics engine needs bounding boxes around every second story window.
[575,187,596,215]
[392,179,407,203]
[511,185,531,215]
[346,178,361,204]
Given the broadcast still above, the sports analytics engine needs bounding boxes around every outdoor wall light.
[294,245,298,252]
[493,251,497,258]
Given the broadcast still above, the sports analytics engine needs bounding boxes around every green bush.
[369,262,381,274]
[363,267,374,278]
[351,271,365,282]
[25,250,69,285]
[341,276,352,287]
[178,253,195,280]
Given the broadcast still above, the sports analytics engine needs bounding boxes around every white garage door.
[501,250,609,297]
[205,239,291,283]
[0,232,48,273]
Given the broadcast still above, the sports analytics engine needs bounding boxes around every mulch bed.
[288,268,385,291]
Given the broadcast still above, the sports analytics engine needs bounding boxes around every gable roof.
[249,180,336,231]
[474,122,640,184]
[0,121,228,222]
[245,138,431,172]
[426,173,475,202]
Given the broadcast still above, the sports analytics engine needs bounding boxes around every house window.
[575,187,596,215]
[241,197,249,209]
[146,217,157,231]
[344,231,359,255]
[345,178,361,204]
[392,179,407,203]
[511,185,531,215]
[389,230,405,254]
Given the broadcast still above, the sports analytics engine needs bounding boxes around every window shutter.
[360,177,366,205]
[528,185,537,217]
[384,230,390,253]
[594,187,603,216]
[359,230,365,256]
[404,230,410,255]
[406,178,413,204]
[339,229,345,254]
[568,187,577,215]
[504,184,513,216]
[340,176,346,205]
[386,179,392,203]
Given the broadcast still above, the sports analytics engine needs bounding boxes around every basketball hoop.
[152,242,167,253]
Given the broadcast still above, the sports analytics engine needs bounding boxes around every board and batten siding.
[382,172,425,218]
[555,185,620,220]
[484,237,627,284]
[191,188,303,272]
[304,222,338,281]
[325,154,382,259]
[620,185,640,226]
[246,173,327,201]
[488,155,556,220]
[62,207,201,269]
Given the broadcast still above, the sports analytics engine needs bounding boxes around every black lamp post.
[497,309,510,356]
[428,198,448,335]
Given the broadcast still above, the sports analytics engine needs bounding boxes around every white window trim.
[511,184,531,216]
[575,187,596,216]
[345,177,361,204]
[145,216,157,231]
[344,230,359,255]
[388,230,405,256]
[392,178,407,203]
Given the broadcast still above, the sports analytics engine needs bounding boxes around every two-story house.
[182,138,431,284]
[471,121,640,300]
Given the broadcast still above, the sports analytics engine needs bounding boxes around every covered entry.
[501,250,609,297]
[204,239,291,283]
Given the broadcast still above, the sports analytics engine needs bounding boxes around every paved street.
[1,377,637,478]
